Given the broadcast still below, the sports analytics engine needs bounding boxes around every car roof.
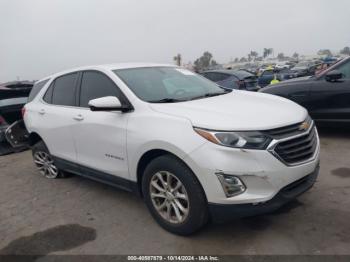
[203,69,253,79]
[42,63,177,80]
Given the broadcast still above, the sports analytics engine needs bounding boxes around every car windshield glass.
[114,67,228,102]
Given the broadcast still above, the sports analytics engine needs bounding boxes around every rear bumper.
[208,164,319,223]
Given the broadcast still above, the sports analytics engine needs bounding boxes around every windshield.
[114,67,228,102]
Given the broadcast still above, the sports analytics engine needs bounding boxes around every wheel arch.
[28,132,44,146]
[135,148,206,200]
[136,149,172,196]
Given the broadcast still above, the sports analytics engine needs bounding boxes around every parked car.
[0,81,33,155]
[275,62,290,70]
[258,69,296,88]
[290,61,322,77]
[201,70,260,91]
[260,57,350,123]
[12,64,320,235]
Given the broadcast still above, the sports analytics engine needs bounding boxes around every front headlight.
[194,128,272,149]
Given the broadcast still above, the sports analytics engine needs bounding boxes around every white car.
[22,63,320,235]
[275,62,290,70]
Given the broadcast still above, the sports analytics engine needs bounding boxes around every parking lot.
[0,126,349,256]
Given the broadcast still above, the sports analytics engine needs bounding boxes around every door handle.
[73,114,84,121]
[39,109,46,115]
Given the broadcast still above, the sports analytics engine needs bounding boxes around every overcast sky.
[1,0,350,82]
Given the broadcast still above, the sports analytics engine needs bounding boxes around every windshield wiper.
[190,89,232,100]
[148,98,185,103]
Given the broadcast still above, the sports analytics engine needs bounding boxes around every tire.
[142,154,208,235]
[31,141,67,179]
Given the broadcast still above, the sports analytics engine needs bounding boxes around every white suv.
[23,63,320,235]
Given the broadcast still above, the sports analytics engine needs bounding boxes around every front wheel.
[142,155,208,235]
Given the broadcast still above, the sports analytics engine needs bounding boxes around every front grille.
[272,126,317,165]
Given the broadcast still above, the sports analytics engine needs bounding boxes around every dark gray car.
[200,70,260,91]
[260,57,350,123]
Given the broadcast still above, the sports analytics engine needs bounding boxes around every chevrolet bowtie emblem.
[299,121,310,131]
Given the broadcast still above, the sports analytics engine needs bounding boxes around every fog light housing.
[216,173,246,197]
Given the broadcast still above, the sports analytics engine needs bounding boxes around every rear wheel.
[32,141,66,179]
[142,155,208,235]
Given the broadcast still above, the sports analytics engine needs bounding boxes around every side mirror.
[325,70,343,82]
[88,96,130,112]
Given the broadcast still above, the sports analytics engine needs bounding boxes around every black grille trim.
[271,126,318,165]
[262,116,313,139]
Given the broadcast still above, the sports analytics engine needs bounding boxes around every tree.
[193,51,218,72]
[249,51,258,61]
[211,59,218,66]
[277,53,285,61]
[247,54,252,62]
[239,57,248,63]
[340,46,350,56]
[234,57,239,63]
[292,52,299,60]
[263,48,268,58]
[317,49,332,57]
[263,48,273,58]
[173,54,182,66]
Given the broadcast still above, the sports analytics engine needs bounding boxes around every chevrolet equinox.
[22,64,320,235]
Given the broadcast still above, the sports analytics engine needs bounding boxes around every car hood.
[149,91,307,131]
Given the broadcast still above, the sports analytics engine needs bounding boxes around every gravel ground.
[0,126,349,256]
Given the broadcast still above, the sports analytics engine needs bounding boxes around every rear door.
[71,70,130,180]
[32,73,80,162]
[308,60,350,121]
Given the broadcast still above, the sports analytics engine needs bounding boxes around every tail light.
[21,107,26,118]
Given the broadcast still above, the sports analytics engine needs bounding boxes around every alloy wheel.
[33,151,59,179]
[149,171,190,224]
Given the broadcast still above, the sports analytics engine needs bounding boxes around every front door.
[307,60,350,121]
[71,70,130,180]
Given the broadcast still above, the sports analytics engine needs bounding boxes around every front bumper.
[208,165,319,222]
[183,128,320,205]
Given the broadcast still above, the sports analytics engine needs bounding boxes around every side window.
[52,73,78,106]
[215,73,230,82]
[43,82,54,103]
[337,61,350,79]
[203,72,215,81]
[209,73,221,82]
[79,71,122,108]
[205,73,228,82]
[28,79,49,102]
[218,76,239,89]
